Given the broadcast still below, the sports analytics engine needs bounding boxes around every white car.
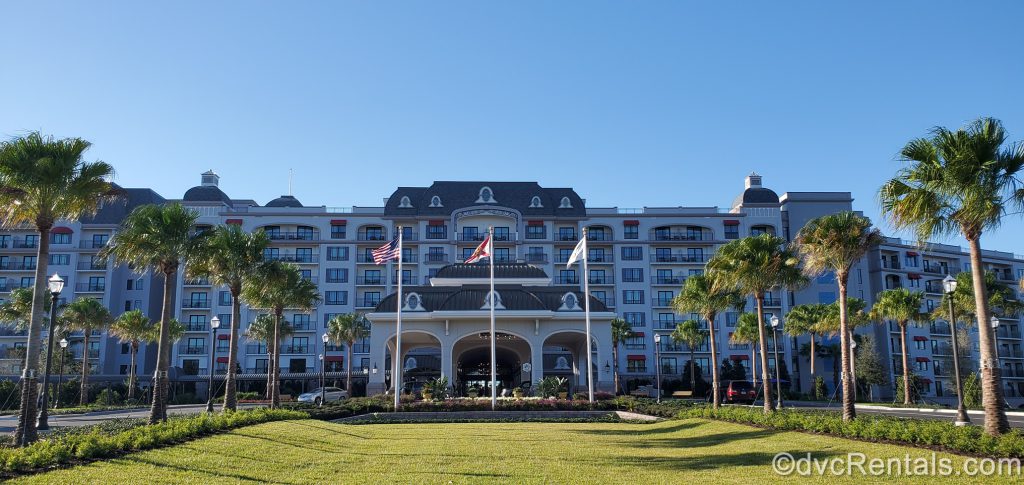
[297,387,348,405]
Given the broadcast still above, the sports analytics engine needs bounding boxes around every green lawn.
[15,419,1000,483]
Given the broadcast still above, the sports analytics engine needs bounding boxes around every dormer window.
[429,196,442,207]
[559,197,572,209]
[559,292,580,311]
[481,290,505,310]
[476,186,496,204]
[399,196,413,208]
[530,196,543,208]
[404,292,423,311]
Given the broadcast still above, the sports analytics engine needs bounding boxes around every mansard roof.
[433,263,548,280]
[374,285,608,313]
[384,181,586,217]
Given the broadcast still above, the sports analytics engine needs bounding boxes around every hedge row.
[0,408,308,475]
[679,406,1024,458]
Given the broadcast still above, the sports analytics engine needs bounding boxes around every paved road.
[0,403,261,433]
[739,400,1024,428]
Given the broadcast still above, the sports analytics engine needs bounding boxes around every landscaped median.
[0,408,306,477]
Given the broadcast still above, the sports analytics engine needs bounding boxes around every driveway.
[0,403,263,433]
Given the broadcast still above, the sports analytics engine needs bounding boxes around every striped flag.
[372,235,401,264]
[464,234,492,263]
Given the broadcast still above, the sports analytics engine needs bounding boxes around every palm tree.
[870,289,925,405]
[708,234,807,413]
[327,313,370,398]
[61,298,113,406]
[671,320,708,393]
[673,273,743,408]
[731,313,761,387]
[100,203,201,423]
[0,288,35,333]
[609,317,633,396]
[243,262,321,408]
[189,224,268,411]
[794,211,883,421]
[880,117,1024,435]
[109,309,154,400]
[784,303,829,395]
[0,132,118,445]
[933,271,1024,324]
[246,314,293,399]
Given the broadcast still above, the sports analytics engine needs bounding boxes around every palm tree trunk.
[222,293,242,411]
[80,331,90,406]
[271,311,281,408]
[751,346,756,388]
[899,322,911,405]
[265,341,272,400]
[689,348,696,391]
[612,343,620,396]
[707,312,720,409]
[755,295,774,413]
[809,334,816,397]
[149,269,175,424]
[346,340,353,398]
[127,342,138,399]
[966,236,1009,435]
[14,225,51,446]
[837,279,855,421]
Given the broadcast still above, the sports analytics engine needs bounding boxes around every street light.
[37,273,64,430]
[769,315,783,409]
[992,316,1001,367]
[54,338,69,410]
[321,334,329,406]
[206,316,221,413]
[653,333,662,403]
[942,275,970,426]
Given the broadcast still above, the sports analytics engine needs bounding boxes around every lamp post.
[653,333,662,403]
[991,316,1001,370]
[37,273,64,430]
[206,316,221,413]
[850,339,858,402]
[769,315,783,409]
[321,333,329,406]
[55,338,68,409]
[943,275,970,426]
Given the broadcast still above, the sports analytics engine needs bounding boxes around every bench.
[671,390,693,398]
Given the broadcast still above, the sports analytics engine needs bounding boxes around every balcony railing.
[265,231,320,241]
[589,253,614,263]
[425,253,449,264]
[649,231,706,241]
[357,298,381,308]
[588,275,614,285]
[0,261,36,271]
[554,276,580,285]
[76,261,106,270]
[525,253,548,264]
[264,253,319,263]
[178,345,207,355]
[922,265,947,274]
[280,345,310,354]
[290,321,315,331]
[924,283,943,293]
[654,276,685,285]
[930,322,952,335]
[75,283,105,292]
[763,298,782,307]
[245,344,268,355]
[0,281,34,292]
[182,299,211,309]
[651,253,709,263]
[184,278,211,286]
[998,329,1023,339]
[657,319,685,329]
[79,240,108,249]
[556,233,578,242]
[592,295,615,307]
[357,232,387,242]
[356,276,386,285]
[10,238,39,249]
[458,233,487,242]
[653,297,674,307]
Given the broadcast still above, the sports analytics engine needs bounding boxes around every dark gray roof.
[80,188,167,225]
[433,263,548,279]
[183,185,232,204]
[265,195,303,208]
[375,285,608,312]
[384,181,586,217]
[733,187,780,206]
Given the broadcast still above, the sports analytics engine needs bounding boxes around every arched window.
[530,196,543,208]
[399,196,412,208]
[559,196,572,208]
[404,293,423,311]
[560,292,579,310]
[476,186,496,203]
[481,290,504,310]
[429,195,442,207]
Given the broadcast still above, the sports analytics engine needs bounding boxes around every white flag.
[566,234,587,268]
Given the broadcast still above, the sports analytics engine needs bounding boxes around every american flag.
[372,235,401,265]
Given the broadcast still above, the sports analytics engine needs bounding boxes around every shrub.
[813,376,827,400]
[962,372,983,409]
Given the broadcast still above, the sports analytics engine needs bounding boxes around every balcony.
[0,281,33,292]
[653,297,675,307]
[657,318,685,330]
[589,253,614,263]
[290,321,315,331]
[79,240,108,249]
[997,271,1016,282]
[76,260,106,271]
[592,295,615,307]
[75,283,105,292]
[357,232,387,242]
[458,233,488,242]
[999,348,1024,359]
[556,233,578,242]
[922,265,947,275]
[650,253,708,263]
[649,231,706,242]
[264,253,319,264]
[356,254,377,263]
[525,253,548,264]
[184,322,207,332]
[554,276,580,285]
[0,261,36,271]
[763,298,782,307]
[356,276,386,285]
[356,298,381,309]
[931,344,956,356]
[998,328,1023,339]
[178,345,207,355]
[280,345,310,354]
[654,276,685,285]
[924,283,943,294]
[930,322,952,335]
[182,299,211,309]
[245,344,268,355]
[588,275,615,285]
[425,253,450,264]
[10,238,38,249]
[880,259,901,270]
[184,277,211,286]
[265,231,320,242]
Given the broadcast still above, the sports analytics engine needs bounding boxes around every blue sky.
[2,1,1023,252]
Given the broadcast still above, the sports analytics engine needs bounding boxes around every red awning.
[907,273,922,279]
[330,219,347,225]
[217,334,229,340]
[325,355,343,362]
[216,357,229,363]
[627,355,646,360]
[921,378,933,384]
[906,251,919,257]
[633,332,645,337]
[225,219,242,225]
[52,227,73,234]
[916,357,930,362]
[428,220,445,226]
[730,355,749,361]
[527,220,544,226]
[623,220,640,226]
[913,336,928,342]
[723,220,740,225]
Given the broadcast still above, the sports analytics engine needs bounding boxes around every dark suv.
[722,380,756,404]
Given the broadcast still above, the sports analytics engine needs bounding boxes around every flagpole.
[394,227,403,411]
[581,228,593,403]
[489,226,497,411]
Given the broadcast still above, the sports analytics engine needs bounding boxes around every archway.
[542,331,599,396]
[452,331,531,397]
[384,331,442,395]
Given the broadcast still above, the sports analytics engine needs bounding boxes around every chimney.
[201,170,220,187]
[745,172,762,189]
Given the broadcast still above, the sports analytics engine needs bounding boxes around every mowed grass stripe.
[14,419,998,484]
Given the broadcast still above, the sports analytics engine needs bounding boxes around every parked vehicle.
[297,387,348,405]
[721,380,756,404]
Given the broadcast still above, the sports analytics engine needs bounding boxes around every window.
[621,247,642,261]
[50,233,71,244]
[119,364,129,375]
[724,224,739,239]
[330,224,346,239]
[362,226,384,240]
[558,227,576,241]
[656,291,674,306]
[460,247,475,260]
[686,248,704,262]
[623,290,644,304]
[430,196,442,207]
[361,270,382,285]
[623,224,638,239]
[530,196,542,208]
[188,315,206,331]
[22,256,36,269]
[398,196,412,208]
[126,279,134,290]
[905,254,919,267]
[124,300,132,311]
[49,254,70,266]
[661,357,679,375]
[494,247,511,262]
[493,227,510,241]
[623,312,645,327]
[426,224,447,239]
[622,268,643,283]
[264,247,279,261]
[558,248,573,263]
[559,270,577,284]
[292,314,311,330]
[916,360,929,371]
[23,235,38,247]
[526,225,546,239]
[295,248,313,262]
[588,227,609,241]
[626,359,647,373]
[625,335,645,350]
[289,358,307,373]
[916,339,927,350]
[88,276,105,291]
[477,186,495,203]
[559,197,572,208]
[219,291,231,306]
[908,278,920,288]
[326,268,348,283]
[326,246,348,261]
[725,312,739,327]
[121,343,130,355]
[462,227,480,241]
